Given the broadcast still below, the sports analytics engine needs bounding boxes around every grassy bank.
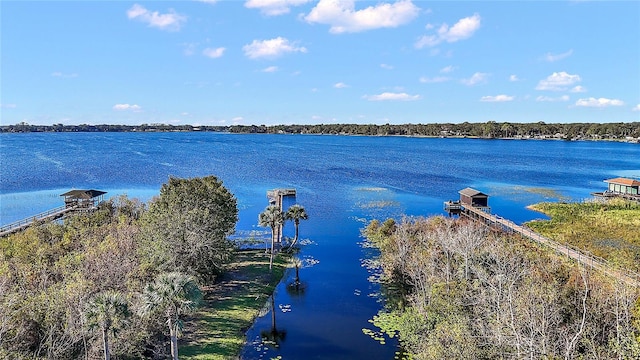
[526,198,640,272]
[180,250,290,359]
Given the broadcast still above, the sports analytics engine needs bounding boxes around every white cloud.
[536,95,570,102]
[363,92,421,101]
[415,13,481,48]
[440,65,455,73]
[461,72,489,86]
[536,71,581,91]
[113,104,142,111]
[570,85,587,93]
[334,82,349,88]
[480,95,514,102]
[1,103,17,109]
[51,71,78,78]
[202,47,226,58]
[231,117,244,124]
[305,0,420,34]
[380,63,394,70]
[509,75,520,82]
[633,104,640,112]
[198,0,218,4]
[543,49,573,62]
[243,37,307,59]
[419,76,449,83]
[127,4,186,31]
[575,97,624,108]
[245,0,312,16]
[262,66,279,72]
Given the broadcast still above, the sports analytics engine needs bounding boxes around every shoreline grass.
[180,249,290,360]
[526,198,640,272]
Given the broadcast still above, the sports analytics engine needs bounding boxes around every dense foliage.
[3,121,639,140]
[364,216,640,359]
[141,176,238,282]
[0,176,239,359]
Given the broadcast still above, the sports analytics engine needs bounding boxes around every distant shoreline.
[1,122,639,142]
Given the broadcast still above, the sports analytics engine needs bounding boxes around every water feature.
[1,132,638,359]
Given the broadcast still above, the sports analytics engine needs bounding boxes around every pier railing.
[0,205,76,237]
[461,205,640,288]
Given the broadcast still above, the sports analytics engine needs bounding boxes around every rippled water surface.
[1,132,639,359]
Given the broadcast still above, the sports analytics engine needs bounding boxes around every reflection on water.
[2,133,638,358]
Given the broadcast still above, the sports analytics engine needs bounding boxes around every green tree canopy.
[84,291,131,360]
[139,272,202,360]
[142,176,238,281]
[258,205,285,270]
[285,204,308,249]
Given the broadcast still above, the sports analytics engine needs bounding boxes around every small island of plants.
[527,198,640,272]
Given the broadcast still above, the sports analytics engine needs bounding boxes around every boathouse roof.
[604,178,640,187]
[60,189,107,199]
[458,187,488,198]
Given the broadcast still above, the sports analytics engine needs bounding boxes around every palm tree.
[84,291,131,360]
[139,272,202,360]
[258,205,285,270]
[291,257,303,285]
[284,204,308,250]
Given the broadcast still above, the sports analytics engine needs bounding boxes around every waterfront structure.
[592,177,640,201]
[0,189,106,237]
[61,189,107,209]
[266,189,296,243]
[445,186,639,287]
[459,187,490,210]
[604,177,639,196]
[444,187,490,215]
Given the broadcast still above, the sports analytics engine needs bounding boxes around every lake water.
[1,132,639,359]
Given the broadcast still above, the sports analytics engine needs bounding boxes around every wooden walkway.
[266,189,296,244]
[0,205,77,237]
[461,205,640,288]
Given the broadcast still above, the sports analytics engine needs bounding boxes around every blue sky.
[2,0,639,126]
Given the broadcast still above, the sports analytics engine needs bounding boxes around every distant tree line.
[231,121,640,140]
[0,122,227,133]
[2,121,639,140]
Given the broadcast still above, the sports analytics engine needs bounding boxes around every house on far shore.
[592,178,640,201]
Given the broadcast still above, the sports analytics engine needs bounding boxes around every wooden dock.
[1,189,106,238]
[591,191,640,202]
[266,189,296,243]
[267,189,296,209]
[460,204,640,288]
[0,205,77,237]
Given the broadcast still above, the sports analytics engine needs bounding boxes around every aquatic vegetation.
[527,198,640,272]
[359,200,401,209]
[490,184,571,201]
[356,187,389,192]
[364,216,640,359]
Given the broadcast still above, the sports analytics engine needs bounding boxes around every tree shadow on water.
[260,296,287,349]
[286,280,307,297]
